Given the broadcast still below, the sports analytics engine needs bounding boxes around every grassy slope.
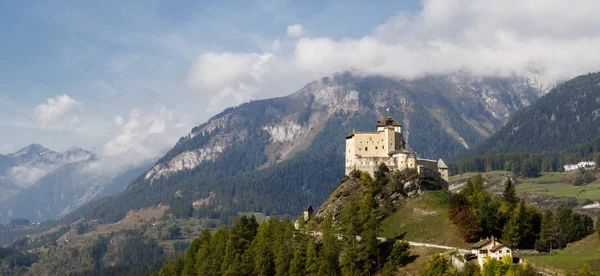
[450,170,600,200]
[379,191,468,248]
[517,170,600,199]
[526,234,600,274]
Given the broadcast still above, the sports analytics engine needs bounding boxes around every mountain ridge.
[468,72,600,158]
[64,71,545,224]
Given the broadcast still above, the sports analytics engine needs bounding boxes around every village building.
[564,161,596,172]
[303,204,314,221]
[469,236,512,267]
[345,115,449,182]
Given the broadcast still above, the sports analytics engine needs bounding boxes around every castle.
[345,116,448,182]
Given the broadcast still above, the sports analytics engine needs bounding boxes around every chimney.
[491,235,496,247]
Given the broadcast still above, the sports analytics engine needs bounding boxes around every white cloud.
[33,95,82,128]
[187,52,276,111]
[84,106,188,175]
[187,0,600,111]
[286,24,306,37]
[9,165,52,188]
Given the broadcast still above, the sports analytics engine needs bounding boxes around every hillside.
[470,72,600,157]
[527,234,600,274]
[66,72,543,224]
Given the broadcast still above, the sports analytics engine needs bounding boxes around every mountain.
[469,72,600,157]
[0,144,152,223]
[66,72,545,224]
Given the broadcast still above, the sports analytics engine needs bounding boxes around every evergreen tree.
[389,240,411,267]
[182,229,209,276]
[317,215,340,276]
[502,179,519,206]
[340,239,361,276]
[502,202,541,249]
[289,247,306,276]
[418,254,453,276]
[358,193,379,273]
[535,211,557,252]
[304,240,318,276]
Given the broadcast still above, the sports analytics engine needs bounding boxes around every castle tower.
[437,159,449,182]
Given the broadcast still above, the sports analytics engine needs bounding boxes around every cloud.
[9,165,52,188]
[187,0,600,111]
[187,52,276,111]
[286,24,306,37]
[33,95,82,128]
[84,106,188,175]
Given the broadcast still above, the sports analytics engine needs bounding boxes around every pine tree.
[340,239,361,276]
[502,178,519,206]
[289,247,306,276]
[317,215,340,276]
[182,229,209,276]
[535,210,557,252]
[358,193,379,274]
[250,219,275,276]
[304,240,318,276]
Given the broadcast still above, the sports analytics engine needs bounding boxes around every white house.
[470,236,512,267]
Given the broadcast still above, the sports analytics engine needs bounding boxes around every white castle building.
[345,116,448,182]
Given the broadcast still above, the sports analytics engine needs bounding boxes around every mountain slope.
[0,144,153,223]
[67,72,543,224]
[470,72,600,156]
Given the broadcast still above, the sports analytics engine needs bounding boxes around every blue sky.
[1,0,600,170]
[0,0,418,156]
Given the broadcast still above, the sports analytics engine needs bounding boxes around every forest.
[154,170,554,276]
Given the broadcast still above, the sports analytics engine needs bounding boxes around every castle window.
[375,146,378,149]
[365,147,368,151]
[382,146,384,149]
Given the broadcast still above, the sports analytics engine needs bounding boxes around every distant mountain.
[469,72,600,157]
[0,144,152,223]
[67,72,545,224]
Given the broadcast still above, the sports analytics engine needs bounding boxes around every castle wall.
[345,138,356,175]
[351,131,390,157]
[349,156,398,176]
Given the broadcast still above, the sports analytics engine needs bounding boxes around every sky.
[1,0,600,172]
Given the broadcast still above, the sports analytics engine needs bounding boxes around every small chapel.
[345,115,448,182]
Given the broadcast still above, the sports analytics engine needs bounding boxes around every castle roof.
[305,204,313,212]
[438,159,448,169]
[377,116,401,127]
